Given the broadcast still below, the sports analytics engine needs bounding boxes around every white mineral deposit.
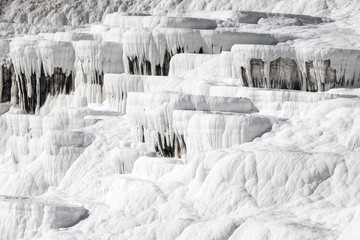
[0,0,359,239]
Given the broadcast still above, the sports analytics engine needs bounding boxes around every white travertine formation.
[0,195,87,240]
[1,1,360,239]
[179,111,278,158]
[127,91,257,158]
[3,113,96,193]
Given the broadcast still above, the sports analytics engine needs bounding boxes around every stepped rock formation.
[0,1,360,239]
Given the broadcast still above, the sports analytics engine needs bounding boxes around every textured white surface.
[1,0,360,239]
[0,195,87,240]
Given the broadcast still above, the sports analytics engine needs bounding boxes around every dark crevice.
[16,65,73,113]
[306,61,318,92]
[241,67,249,87]
[250,59,267,88]
[1,62,13,102]
[322,59,336,91]
[126,47,204,76]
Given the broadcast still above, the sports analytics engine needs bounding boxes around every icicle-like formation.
[123,28,278,76]
[127,92,181,152]
[103,14,218,29]
[168,53,217,77]
[123,28,201,76]
[9,39,75,113]
[175,111,278,158]
[127,91,254,158]
[10,39,42,86]
[0,195,87,240]
[73,41,124,103]
[230,45,360,91]
[39,40,75,79]
[103,73,184,113]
